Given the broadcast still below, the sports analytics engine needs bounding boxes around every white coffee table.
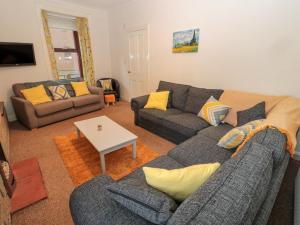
[74,116,137,174]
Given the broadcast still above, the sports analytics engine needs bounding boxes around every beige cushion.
[220,90,286,126]
[34,99,73,117]
[71,95,101,108]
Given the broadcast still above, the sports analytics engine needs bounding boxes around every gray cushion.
[168,133,232,166]
[139,108,182,124]
[70,175,154,225]
[184,87,224,114]
[198,123,234,141]
[167,141,274,225]
[162,113,210,137]
[157,81,190,111]
[34,99,73,117]
[237,101,266,126]
[107,178,177,225]
[72,95,101,108]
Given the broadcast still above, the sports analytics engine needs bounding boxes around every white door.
[128,28,149,99]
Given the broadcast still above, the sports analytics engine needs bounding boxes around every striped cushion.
[48,85,70,100]
[198,96,231,126]
[218,120,264,149]
[100,79,113,91]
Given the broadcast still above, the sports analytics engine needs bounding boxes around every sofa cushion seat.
[34,99,73,117]
[72,94,101,108]
[139,108,182,124]
[198,123,234,141]
[162,113,210,137]
[168,133,232,166]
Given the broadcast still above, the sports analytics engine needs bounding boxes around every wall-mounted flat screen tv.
[0,42,36,67]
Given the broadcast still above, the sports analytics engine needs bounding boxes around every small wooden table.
[74,116,137,174]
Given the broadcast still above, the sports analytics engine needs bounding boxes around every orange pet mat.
[54,132,160,186]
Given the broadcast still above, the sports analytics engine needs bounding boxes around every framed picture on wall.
[172,28,200,53]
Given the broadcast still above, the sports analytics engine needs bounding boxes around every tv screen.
[0,42,36,67]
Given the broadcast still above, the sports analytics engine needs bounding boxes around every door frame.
[126,24,150,100]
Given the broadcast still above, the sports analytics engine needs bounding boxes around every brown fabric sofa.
[11,80,105,129]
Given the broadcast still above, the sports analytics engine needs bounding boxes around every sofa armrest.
[131,95,149,112]
[88,86,105,107]
[88,86,103,96]
[11,96,38,129]
[131,95,149,125]
[69,175,114,225]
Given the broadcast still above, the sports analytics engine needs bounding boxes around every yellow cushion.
[218,120,264,149]
[71,81,90,97]
[21,85,52,105]
[144,91,169,111]
[143,163,220,201]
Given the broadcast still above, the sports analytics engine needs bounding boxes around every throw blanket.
[219,90,287,126]
[232,96,300,158]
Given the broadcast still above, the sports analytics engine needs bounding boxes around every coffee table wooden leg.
[132,141,136,159]
[100,153,106,174]
[77,128,81,140]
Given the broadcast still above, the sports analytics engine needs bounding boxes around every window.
[48,14,82,80]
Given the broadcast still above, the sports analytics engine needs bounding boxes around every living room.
[0,0,300,225]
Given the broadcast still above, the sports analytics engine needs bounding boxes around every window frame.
[53,30,83,79]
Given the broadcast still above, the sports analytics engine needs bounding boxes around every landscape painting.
[172,28,199,53]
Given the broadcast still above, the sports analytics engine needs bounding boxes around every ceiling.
[59,0,132,9]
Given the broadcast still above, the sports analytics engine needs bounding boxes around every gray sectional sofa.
[69,81,290,225]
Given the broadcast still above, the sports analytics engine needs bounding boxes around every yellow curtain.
[41,10,59,80]
[76,17,96,86]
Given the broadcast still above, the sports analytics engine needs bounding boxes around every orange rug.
[53,132,160,186]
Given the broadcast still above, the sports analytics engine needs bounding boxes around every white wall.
[0,0,111,121]
[108,0,300,101]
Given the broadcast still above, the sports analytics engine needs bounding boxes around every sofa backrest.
[157,81,224,114]
[184,87,224,114]
[12,80,57,98]
[157,81,190,111]
[167,135,276,225]
[12,78,83,98]
[243,128,287,168]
